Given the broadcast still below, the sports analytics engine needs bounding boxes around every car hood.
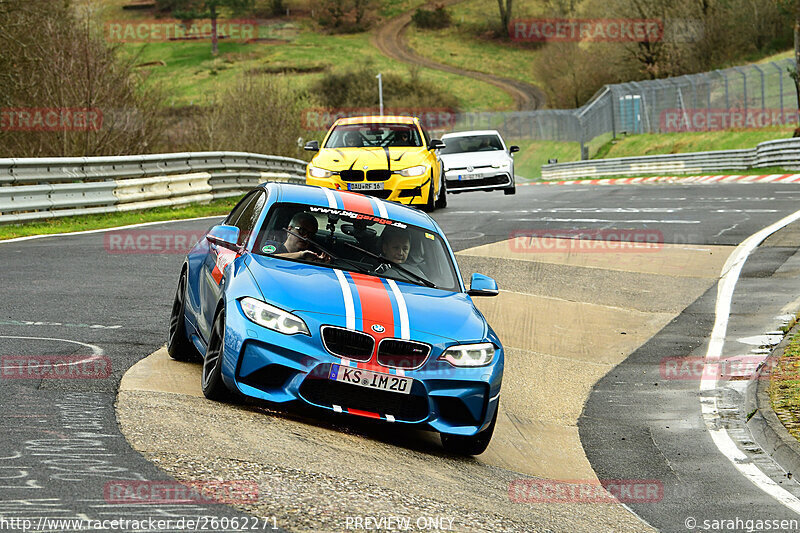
[440,151,509,168]
[247,254,486,342]
[312,146,429,172]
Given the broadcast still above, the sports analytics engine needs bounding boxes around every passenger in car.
[379,226,424,277]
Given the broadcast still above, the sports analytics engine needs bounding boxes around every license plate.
[458,173,481,180]
[329,364,411,395]
[347,182,384,191]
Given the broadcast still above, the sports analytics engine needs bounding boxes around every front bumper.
[306,173,433,206]
[444,170,513,192]
[220,302,503,436]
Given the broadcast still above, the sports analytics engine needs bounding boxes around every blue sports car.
[168,182,503,455]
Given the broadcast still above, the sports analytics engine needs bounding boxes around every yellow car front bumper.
[306,173,434,206]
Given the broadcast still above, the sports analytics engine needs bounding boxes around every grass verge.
[598,127,796,159]
[770,328,800,440]
[0,198,241,241]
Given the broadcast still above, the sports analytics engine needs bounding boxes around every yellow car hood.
[312,146,429,172]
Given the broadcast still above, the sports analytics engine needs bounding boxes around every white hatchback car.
[440,130,519,195]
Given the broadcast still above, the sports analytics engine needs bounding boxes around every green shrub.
[411,5,451,30]
[311,62,459,110]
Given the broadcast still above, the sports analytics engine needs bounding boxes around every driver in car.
[344,131,362,148]
[262,212,330,262]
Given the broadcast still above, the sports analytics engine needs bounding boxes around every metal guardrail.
[540,137,800,180]
[0,152,307,224]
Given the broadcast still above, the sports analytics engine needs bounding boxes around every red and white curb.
[523,174,800,186]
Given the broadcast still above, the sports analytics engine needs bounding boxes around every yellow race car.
[304,115,447,211]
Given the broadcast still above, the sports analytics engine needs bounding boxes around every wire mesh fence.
[448,58,798,158]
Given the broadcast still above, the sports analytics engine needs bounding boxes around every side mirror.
[467,273,499,297]
[304,140,319,152]
[509,145,520,153]
[206,225,240,249]
[428,139,445,151]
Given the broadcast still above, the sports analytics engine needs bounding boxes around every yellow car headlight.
[397,165,427,177]
[309,165,334,178]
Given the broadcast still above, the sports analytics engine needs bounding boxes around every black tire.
[504,187,516,195]
[422,175,436,212]
[201,309,233,401]
[167,270,201,362]
[440,403,498,456]
[435,174,447,209]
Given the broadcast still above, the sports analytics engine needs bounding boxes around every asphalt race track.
[3,182,800,532]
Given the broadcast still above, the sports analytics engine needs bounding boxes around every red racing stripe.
[346,408,381,419]
[348,272,394,372]
[338,191,375,215]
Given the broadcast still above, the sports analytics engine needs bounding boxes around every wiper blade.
[342,241,435,288]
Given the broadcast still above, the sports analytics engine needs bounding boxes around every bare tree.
[0,0,166,156]
[156,0,254,55]
[497,0,512,37]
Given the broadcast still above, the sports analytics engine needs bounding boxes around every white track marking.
[0,335,104,355]
[700,208,800,513]
[334,269,356,330]
[386,280,410,340]
[0,335,105,371]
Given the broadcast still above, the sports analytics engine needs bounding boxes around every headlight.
[309,165,333,178]
[397,165,427,177]
[439,342,495,367]
[492,162,510,169]
[240,297,310,336]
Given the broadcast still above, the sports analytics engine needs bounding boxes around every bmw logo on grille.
[371,324,385,333]
[363,165,369,170]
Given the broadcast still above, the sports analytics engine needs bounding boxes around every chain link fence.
[448,58,798,159]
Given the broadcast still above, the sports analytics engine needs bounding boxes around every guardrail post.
[733,66,748,118]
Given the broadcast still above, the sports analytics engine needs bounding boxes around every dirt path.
[372,1,547,111]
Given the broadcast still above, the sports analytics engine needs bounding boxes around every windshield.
[324,123,423,148]
[440,134,504,154]
[254,202,460,291]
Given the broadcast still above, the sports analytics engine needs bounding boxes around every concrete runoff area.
[116,236,733,531]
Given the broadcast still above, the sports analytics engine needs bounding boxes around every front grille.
[447,174,511,189]
[398,187,423,198]
[377,339,431,369]
[340,170,364,182]
[366,170,391,181]
[365,190,392,199]
[435,396,482,426]
[448,165,493,171]
[321,326,374,361]
[238,364,295,393]
[299,372,430,422]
